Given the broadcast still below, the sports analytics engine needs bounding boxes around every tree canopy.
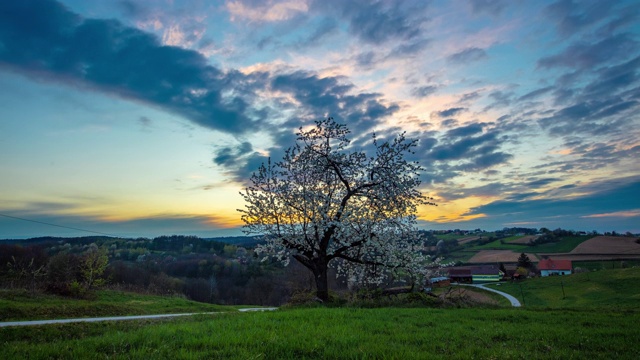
[239,118,435,300]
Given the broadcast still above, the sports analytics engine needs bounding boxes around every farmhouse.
[448,265,503,283]
[429,276,451,287]
[538,259,572,276]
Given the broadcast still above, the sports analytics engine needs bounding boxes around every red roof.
[538,259,572,271]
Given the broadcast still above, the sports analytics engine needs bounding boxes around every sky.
[1,0,639,239]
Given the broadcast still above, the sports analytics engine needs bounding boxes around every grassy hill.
[0,289,239,321]
[1,268,639,358]
[485,267,640,309]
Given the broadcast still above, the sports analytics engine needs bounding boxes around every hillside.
[485,267,640,309]
[430,230,640,264]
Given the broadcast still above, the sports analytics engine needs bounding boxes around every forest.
[1,227,631,306]
[0,235,330,306]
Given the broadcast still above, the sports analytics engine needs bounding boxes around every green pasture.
[0,290,236,321]
[469,236,529,251]
[486,267,640,309]
[573,260,640,271]
[1,307,638,359]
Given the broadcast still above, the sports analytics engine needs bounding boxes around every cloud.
[460,90,483,102]
[581,56,640,99]
[412,85,438,98]
[447,47,488,64]
[0,210,242,238]
[518,86,554,102]
[445,123,483,138]
[270,70,399,131]
[213,141,254,166]
[582,209,640,218]
[0,1,400,144]
[468,179,640,220]
[428,130,510,165]
[138,116,152,129]
[0,0,258,134]
[226,0,309,22]
[294,18,338,48]
[471,0,509,16]
[544,0,617,38]
[312,0,426,45]
[538,33,637,70]
[430,107,466,119]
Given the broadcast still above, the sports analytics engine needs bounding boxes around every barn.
[448,265,503,283]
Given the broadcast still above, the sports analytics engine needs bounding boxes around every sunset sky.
[1,0,639,238]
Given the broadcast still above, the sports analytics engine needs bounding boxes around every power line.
[0,213,118,237]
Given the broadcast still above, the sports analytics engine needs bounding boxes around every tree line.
[0,235,331,305]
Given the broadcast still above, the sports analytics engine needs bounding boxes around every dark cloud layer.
[1,0,402,183]
[0,0,259,134]
[467,180,640,223]
[544,0,617,38]
[314,0,426,45]
[430,107,466,119]
[538,34,637,70]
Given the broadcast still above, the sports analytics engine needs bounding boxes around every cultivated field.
[539,236,640,261]
[456,236,480,245]
[570,236,640,254]
[467,250,538,263]
[508,235,538,244]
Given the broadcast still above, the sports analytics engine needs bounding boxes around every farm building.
[538,259,572,276]
[448,265,503,283]
[429,276,451,287]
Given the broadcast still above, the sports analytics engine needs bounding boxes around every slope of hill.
[485,267,640,309]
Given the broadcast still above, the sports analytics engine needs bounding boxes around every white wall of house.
[540,270,572,276]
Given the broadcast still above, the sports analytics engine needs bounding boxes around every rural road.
[463,283,522,307]
[0,308,278,328]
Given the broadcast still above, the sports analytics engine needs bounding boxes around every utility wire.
[0,213,118,237]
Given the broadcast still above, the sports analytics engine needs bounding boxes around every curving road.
[0,308,278,328]
[457,283,522,307]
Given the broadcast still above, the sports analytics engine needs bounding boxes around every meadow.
[485,266,640,309]
[2,268,639,358]
[1,306,638,359]
[0,290,234,321]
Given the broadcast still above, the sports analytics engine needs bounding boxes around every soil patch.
[570,236,640,254]
[467,250,538,263]
[509,235,538,245]
[457,236,480,245]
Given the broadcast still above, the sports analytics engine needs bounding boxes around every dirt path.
[457,284,521,307]
[0,308,278,328]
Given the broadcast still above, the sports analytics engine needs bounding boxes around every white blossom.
[239,118,436,300]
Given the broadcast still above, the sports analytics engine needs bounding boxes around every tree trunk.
[313,262,329,302]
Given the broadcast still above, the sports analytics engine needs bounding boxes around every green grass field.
[0,290,236,321]
[2,267,639,358]
[486,267,640,309]
[469,237,529,251]
[1,307,638,359]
